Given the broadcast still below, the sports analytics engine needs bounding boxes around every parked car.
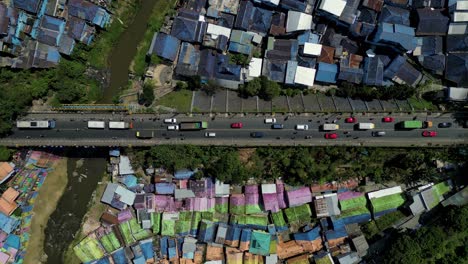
[324,133,338,139]
[264,118,277,124]
[422,130,437,137]
[271,124,284,129]
[231,122,243,128]
[204,132,216,137]
[295,124,309,130]
[438,122,452,128]
[345,117,357,123]
[164,118,177,124]
[250,132,264,138]
[167,125,179,131]
[372,131,386,137]
[382,117,394,122]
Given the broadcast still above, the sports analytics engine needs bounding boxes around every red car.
[325,133,338,139]
[231,122,243,128]
[422,131,437,137]
[382,117,394,123]
[345,117,357,123]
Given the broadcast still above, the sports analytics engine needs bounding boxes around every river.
[99,0,158,103]
[43,149,106,264]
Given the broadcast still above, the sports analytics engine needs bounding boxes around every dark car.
[271,124,284,129]
[438,122,452,128]
[250,132,264,138]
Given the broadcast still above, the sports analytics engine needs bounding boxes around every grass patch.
[156,90,192,112]
[408,97,437,111]
[132,0,178,76]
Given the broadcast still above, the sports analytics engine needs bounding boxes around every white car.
[295,124,309,130]
[264,118,277,124]
[164,118,177,124]
[167,125,179,131]
[205,132,216,137]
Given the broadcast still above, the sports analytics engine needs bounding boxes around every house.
[245,185,262,214]
[147,32,180,62]
[414,37,445,75]
[228,30,254,55]
[249,231,271,256]
[263,59,287,83]
[261,184,280,212]
[0,163,15,185]
[13,0,45,14]
[447,87,468,101]
[384,55,423,86]
[379,5,410,26]
[101,183,136,210]
[351,235,369,257]
[247,57,263,80]
[198,50,243,89]
[318,45,335,64]
[286,11,313,32]
[176,42,200,76]
[215,180,230,197]
[350,8,378,37]
[293,226,323,253]
[368,186,405,218]
[287,187,312,207]
[66,16,95,45]
[315,62,338,84]
[204,23,232,51]
[67,0,111,28]
[294,65,316,86]
[416,8,449,35]
[338,54,364,84]
[171,14,207,43]
[362,55,390,86]
[208,0,240,15]
[33,15,75,56]
[336,252,361,264]
[235,0,273,36]
[0,188,18,216]
[445,54,468,86]
[448,22,468,35]
[302,43,322,57]
[318,0,347,17]
[118,156,134,176]
[280,0,309,13]
[314,194,340,218]
[374,23,417,51]
[339,0,360,25]
[362,0,384,12]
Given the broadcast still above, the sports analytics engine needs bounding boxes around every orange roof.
[0,163,14,181]
[276,240,305,260]
[0,199,17,216]
[206,245,224,261]
[2,188,19,203]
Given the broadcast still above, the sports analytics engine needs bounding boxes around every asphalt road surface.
[1,112,467,147]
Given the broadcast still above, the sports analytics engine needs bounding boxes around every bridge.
[1,112,466,147]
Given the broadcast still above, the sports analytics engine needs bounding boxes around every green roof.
[434,182,451,199]
[370,193,406,213]
[230,214,268,226]
[339,196,368,211]
[151,212,161,234]
[129,218,151,240]
[73,236,106,263]
[161,219,176,236]
[285,204,312,224]
[99,232,120,253]
[272,211,287,228]
[215,203,229,214]
[119,221,136,245]
[249,231,271,256]
[245,204,263,214]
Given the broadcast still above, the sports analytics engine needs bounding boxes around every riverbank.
[63,173,109,264]
[23,158,68,264]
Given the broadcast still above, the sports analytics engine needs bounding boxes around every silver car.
[372,131,386,137]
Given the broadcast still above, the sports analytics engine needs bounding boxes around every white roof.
[319,0,347,17]
[162,212,180,220]
[286,11,313,32]
[456,1,468,10]
[294,66,316,86]
[266,254,278,264]
[261,184,277,194]
[115,185,136,205]
[248,58,263,77]
[119,156,135,175]
[215,180,230,197]
[448,23,468,34]
[303,43,322,56]
[264,0,280,5]
[448,87,468,100]
[368,186,403,199]
[206,23,232,39]
[454,11,468,22]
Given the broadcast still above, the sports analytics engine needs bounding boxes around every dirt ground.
[24,158,69,264]
[239,148,256,163]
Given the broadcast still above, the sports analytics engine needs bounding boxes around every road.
[1,112,467,147]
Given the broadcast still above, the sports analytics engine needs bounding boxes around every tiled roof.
[445,53,468,86]
[416,8,449,35]
[379,5,410,26]
[384,55,423,86]
[318,45,335,64]
[362,0,384,11]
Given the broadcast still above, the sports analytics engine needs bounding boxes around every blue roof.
[339,213,372,225]
[363,55,389,86]
[294,226,321,241]
[198,220,216,243]
[338,67,364,84]
[148,33,180,61]
[235,0,273,35]
[96,257,111,264]
[280,0,308,12]
[316,63,338,83]
[379,5,410,26]
[285,60,298,84]
[4,234,20,250]
[109,149,120,157]
[297,31,320,45]
[133,256,146,264]
[374,23,416,51]
[122,175,138,188]
[0,213,20,234]
[155,183,175,195]
[176,42,200,76]
[384,55,422,86]
[171,16,206,43]
[66,16,95,45]
[13,0,42,14]
[111,248,127,264]
[160,237,169,258]
[68,0,110,27]
[262,59,287,83]
[240,228,252,242]
[325,217,347,240]
[228,42,252,55]
[174,169,196,180]
[225,226,242,242]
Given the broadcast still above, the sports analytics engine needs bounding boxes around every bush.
[140,82,155,106]
[0,147,11,161]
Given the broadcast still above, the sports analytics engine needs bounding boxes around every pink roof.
[287,187,312,207]
[179,179,189,189]
[186,197,216,212]
[262,193,280,212]
[245,190,260,206]
[154,195,176,212]
[117,209,133,223]
[216,197,229,205]
[0,251,9,264]
[337,191,364,201]
[230,194,245,206]
[245,185,259,194]
[276,182,287,209]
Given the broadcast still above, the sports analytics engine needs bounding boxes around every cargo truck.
[357,123,375,130]
[179,121,208,131]
[88,121,105,129]
[16,120,56,129]
[109,121,132,129]
[136,131,154,138]
[401,120,432,129]
[322,124,339,131]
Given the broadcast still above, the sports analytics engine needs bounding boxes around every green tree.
[240,77,261,97]
[140,82,155,106]
[175,81,188,90]
[187,75,201,90]
[259,76,280,101]
[0,146,11,161]
[202,80,219,96]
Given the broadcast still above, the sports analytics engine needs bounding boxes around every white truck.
[109,121,132,129]
[88,121,106,129]
[358,123,375,130]
[322,124,339,131]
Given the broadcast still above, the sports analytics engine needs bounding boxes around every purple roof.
[134,194,146,210]
[230,194,246,206]
[245,185,260,206]
[276,182,287,209]
[245,185,259,194]
[216,196,229,205]
[154,195,176,212]
[287,187,312,207]
[262,193,280,212]
[185,197,216,212]
[118,209,133,223]
[337,191,364,201]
